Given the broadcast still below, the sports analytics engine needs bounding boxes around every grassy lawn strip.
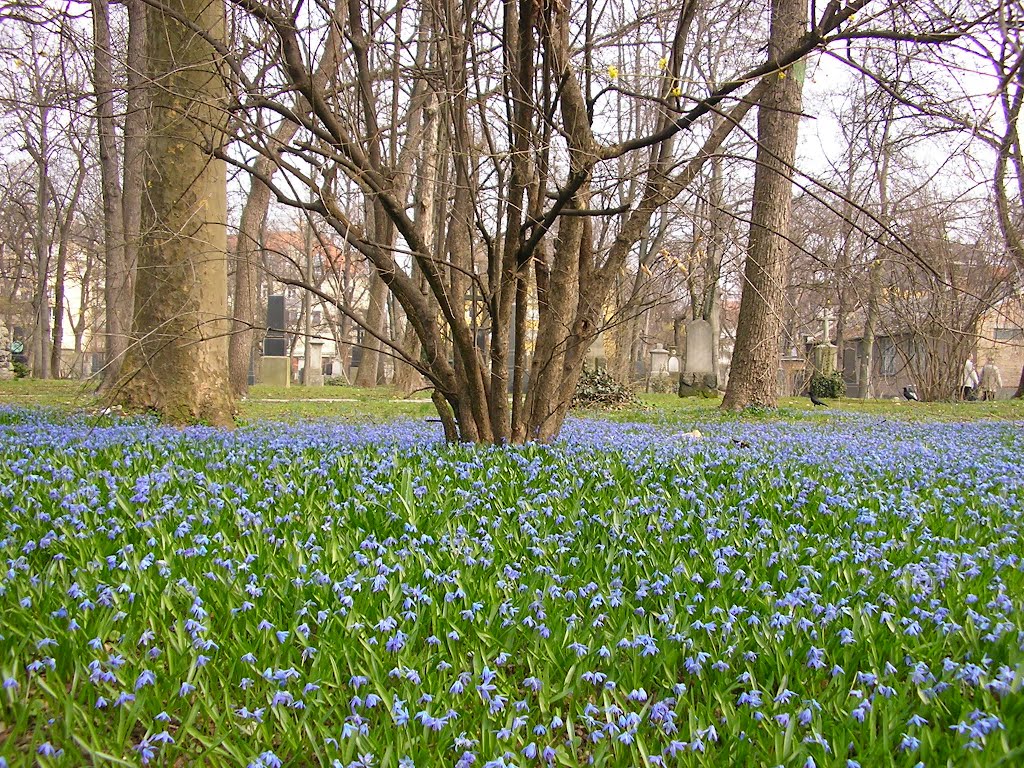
[2,379,1023,424]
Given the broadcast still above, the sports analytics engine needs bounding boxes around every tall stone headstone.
[0,321,12,380]
[678,319,717,397]
[812,309,837,374]
[259,294,290,386]
[812,343,838,375]
[263,295,287,357]
[304,341,325,386]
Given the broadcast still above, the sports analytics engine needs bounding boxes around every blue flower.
[135,670,156,690]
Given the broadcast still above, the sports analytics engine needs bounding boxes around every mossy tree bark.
[117,0,233,426]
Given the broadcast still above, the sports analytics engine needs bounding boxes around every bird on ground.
[809,391,828,407]
[902,386,919,402]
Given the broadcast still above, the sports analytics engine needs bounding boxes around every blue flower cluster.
[0,408,1022,766]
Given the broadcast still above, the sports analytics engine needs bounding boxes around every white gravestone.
[678,319,717,396]
[305,341,325,386]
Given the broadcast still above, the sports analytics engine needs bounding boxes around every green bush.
[572,367,638,409]
[12,360,29,379]
[809,370,845,399]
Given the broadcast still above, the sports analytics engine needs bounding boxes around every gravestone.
[812,343,838,375]
[263,295,287,357]
[0,321,12,380]
[304,341,325,386]
[812,309,837,375]
[260,294,290,386]
[649,343,670,377]
[266,295,285,332]
[261,356,291,387]
[678,319,717,397]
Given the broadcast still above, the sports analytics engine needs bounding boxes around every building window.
[994,327,1023,341]
[879,338,896,376]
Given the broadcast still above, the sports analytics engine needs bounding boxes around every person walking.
[979,357,1003,401]
[962,356,979,401]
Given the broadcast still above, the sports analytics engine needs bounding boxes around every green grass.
[596,392,1024,424]
[247,384,433,401]
[1,379,1022,424]
[0,378,100,408]
[0,380,436,424]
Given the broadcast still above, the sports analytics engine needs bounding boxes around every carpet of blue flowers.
[1,407,1022,767]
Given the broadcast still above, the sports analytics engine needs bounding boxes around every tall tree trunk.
[701,157,726,383]
[993,52,1024,397]
[49,151,87,379]
[49,242,67,378]
[73,243,94,374]
[30,100,53,379]
[721,0,806,410]
[117,0,233,425]
[228,173,271,396]
[117,0,147,381]
[393,106,438,395]
[859,123,893,398]
[857,260,881,397]
[95,0,144,392]
[92,0,125,388]
[355,270,387,386]
[301,219,314,383]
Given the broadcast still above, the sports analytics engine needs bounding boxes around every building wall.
[841,299,1024,399]
[976,299,1024,396]
[841,335,924,399]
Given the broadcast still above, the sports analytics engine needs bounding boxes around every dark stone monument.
[263,295,287,357]
[261,295,290,386]
[267,295,285,332]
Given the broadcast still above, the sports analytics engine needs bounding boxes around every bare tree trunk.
[228,173,272,396]
[301,218,314,383]
[355,270,386,386]
[30,101,53,379]
[701,157,726,384]
[95,0,145,392]
[859,124,893,398]
[858,260,881,397]
[73,242,95,374]
[393,101,439,395]
[722,0,806,410]
[50,238,67,378]
[92,0,124,386]
[117,0,233,425]
[49,147,87,378]
[118,0,146,377]
[993,51,1024,397]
